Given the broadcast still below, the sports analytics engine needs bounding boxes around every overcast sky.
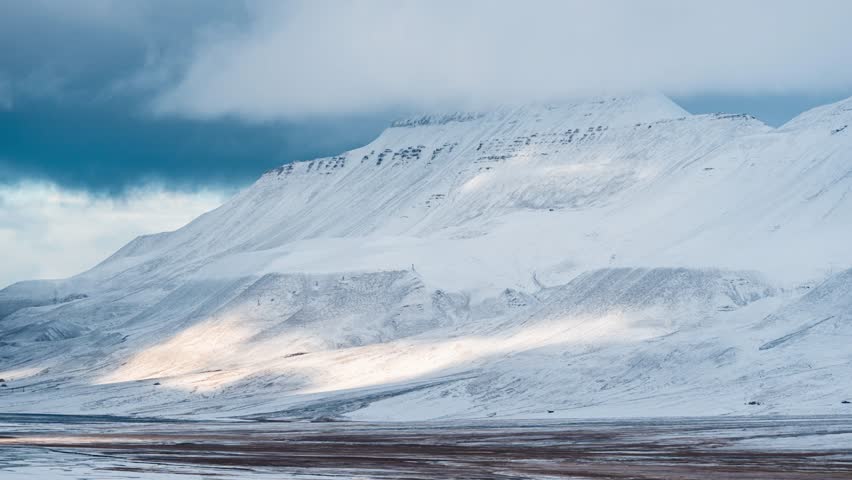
[2,0,852,287]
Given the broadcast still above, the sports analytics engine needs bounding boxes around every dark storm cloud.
[0,99,393,194]
[0,0,395,194]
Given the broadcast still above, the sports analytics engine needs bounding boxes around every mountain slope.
[1,93,851,420]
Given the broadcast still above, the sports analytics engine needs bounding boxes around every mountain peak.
[389,93,689,130]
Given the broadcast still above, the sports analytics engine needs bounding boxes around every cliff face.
[1,94,851,420]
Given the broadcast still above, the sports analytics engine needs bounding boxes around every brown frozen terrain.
[2,414,851,479]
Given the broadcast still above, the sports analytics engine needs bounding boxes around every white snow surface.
[1,93,851,420]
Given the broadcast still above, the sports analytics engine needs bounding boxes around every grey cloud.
[151,0,852,119]
[6,0,852,120]
[0,0,248,102]
[0,76,12,110]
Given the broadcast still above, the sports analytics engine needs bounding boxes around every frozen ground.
[2,414,852,479]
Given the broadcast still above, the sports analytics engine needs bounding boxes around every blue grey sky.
[2,0,852,286]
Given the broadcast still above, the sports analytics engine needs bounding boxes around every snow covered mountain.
[1,93,851,420]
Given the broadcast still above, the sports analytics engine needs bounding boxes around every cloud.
[0,0,397,195]
[0,76,11,110]
[0,0,248,102]
[0,182,225,288]
[0,103,393,194]
[150,0,852,120]
[6,0,852,120]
